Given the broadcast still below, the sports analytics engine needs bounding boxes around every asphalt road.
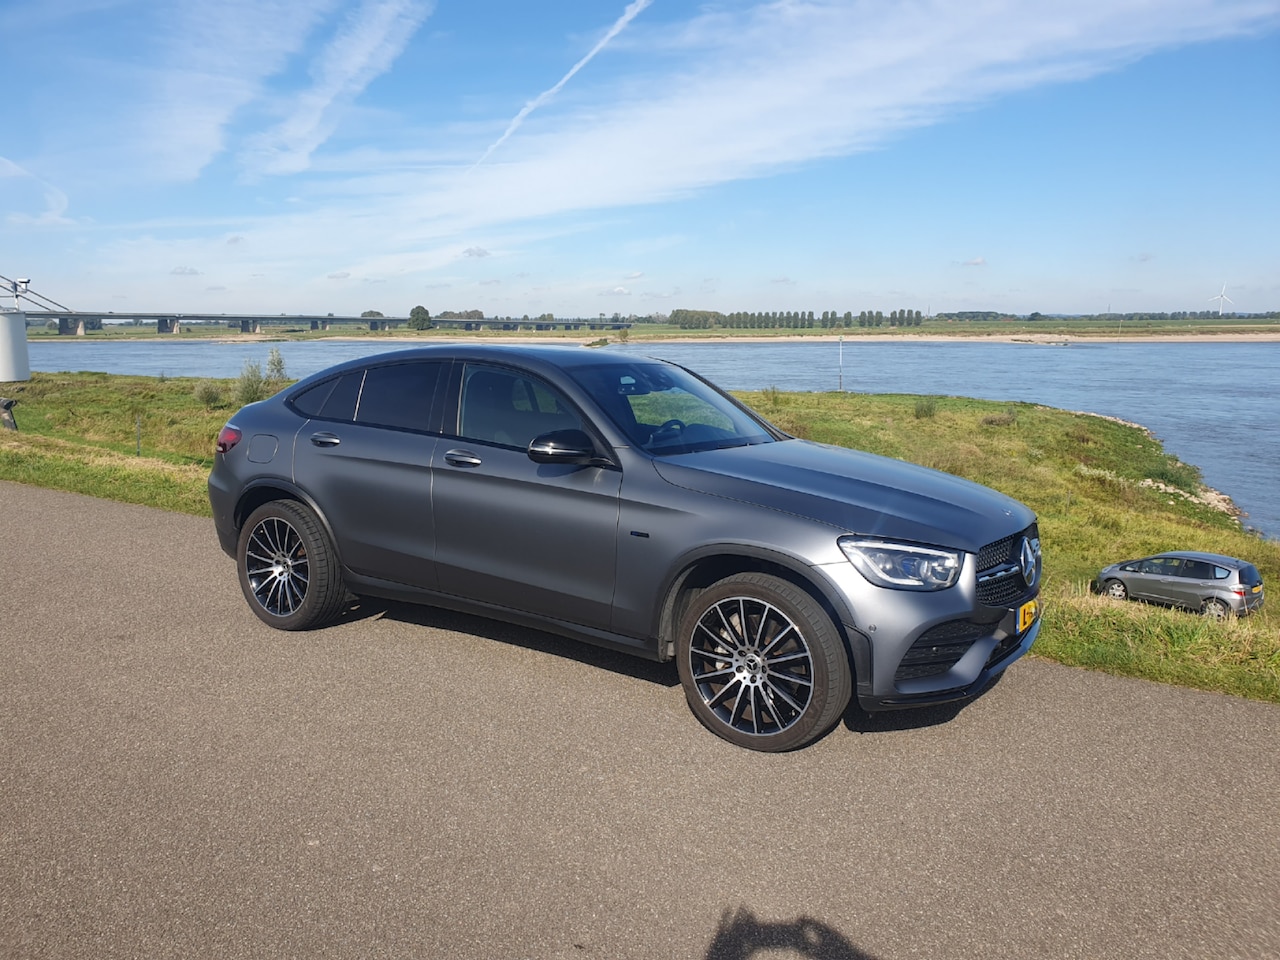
[3,480,1278,960]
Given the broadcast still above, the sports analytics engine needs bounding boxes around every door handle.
[444,449,483,467]
[310,432,341,447]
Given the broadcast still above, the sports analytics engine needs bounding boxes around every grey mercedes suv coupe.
[209,344,1042,751]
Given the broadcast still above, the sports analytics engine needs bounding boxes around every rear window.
[1238,563,1263,586]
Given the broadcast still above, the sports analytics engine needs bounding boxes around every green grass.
[2,372,1276,702]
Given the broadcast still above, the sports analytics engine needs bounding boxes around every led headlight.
[839,537,963,591]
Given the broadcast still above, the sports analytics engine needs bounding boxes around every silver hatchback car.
[209,344,1042,751]
[1099,551,1265,618]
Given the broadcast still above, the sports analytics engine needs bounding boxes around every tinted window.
[1180,559,1214,579]
[1238,563,1262,586]
[457,365,583,448]
[291,371,364,421]
[355,361,445,432]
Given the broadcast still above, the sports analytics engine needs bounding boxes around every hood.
[652,438,1034,554]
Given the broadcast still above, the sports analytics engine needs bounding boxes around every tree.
[408,305,432,330]
[361,310,384,318]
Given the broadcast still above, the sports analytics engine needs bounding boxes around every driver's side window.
[458,365,582,448]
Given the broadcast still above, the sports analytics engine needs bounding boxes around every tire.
[1201,597,1230,620]
[676,572,852,752]
[237,500,347,630]
[1104,579,1128,601]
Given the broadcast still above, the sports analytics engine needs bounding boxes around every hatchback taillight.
[216,424,243,454]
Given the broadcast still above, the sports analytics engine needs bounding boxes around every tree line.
[670,309,924,330]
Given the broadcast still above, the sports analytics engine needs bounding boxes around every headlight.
[839,537,963,591]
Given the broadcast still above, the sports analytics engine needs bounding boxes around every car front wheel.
[1104,579,1128,601]
[676,572,852,752]
[237,500,347,630]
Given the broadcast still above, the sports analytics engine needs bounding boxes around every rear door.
[291,360,447,588]
[431,362,622,630]
[1171,558,1216,609]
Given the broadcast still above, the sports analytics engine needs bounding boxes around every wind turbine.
[1209,284,1233,316]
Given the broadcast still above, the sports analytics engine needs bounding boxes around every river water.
[22,337,1279,539]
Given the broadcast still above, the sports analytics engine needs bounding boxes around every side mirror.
[528,429,607,466]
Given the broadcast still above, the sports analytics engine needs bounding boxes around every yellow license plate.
[1018,599,1039,633]
[1252,584,1263,594]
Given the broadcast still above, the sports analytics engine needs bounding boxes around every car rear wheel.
[1201,597,1230,620]
[237,500,347,630]
[676,573,851,752]
[1104,579,1128,601]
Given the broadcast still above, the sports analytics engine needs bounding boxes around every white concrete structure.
[0,311,30,382]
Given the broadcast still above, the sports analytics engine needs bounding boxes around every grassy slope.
[2,372,1277,701]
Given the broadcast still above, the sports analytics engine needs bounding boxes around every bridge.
[2,276,633,335]
[24,311,634,335]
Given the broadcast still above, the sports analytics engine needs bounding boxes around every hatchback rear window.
[1238,563,1263,586]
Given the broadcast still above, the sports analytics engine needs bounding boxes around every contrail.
[471,0,653,170]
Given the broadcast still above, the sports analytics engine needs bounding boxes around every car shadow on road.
[336,596,680,688]
[839,672,1004,735]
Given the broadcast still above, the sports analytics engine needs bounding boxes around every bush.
[236,360,267,405]
[914,397,937,419]
[266,347,287,385]
[193,380,223,409]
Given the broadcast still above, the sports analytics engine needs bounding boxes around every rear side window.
[1180,559,1215,580]
[355,361,446,432]
[291,371,364,421]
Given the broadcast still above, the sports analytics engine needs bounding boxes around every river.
[21,337,1279,539]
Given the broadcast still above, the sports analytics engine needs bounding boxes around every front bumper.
[815,555,1041,712]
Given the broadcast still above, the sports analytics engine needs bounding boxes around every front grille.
[894,620,987,681]
[975,523,1038,608]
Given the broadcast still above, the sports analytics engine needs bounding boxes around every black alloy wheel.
[676,572,851,752]
[237,500,346,630]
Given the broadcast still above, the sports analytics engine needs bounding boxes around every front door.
[431,364,622,630]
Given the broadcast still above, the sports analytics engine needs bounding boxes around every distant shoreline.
[313,331,1280,346]
[30,330,1280,346]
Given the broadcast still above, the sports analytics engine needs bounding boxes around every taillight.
[216,424,243,454]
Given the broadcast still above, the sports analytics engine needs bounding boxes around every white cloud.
[243,0,436,176]
[268,0,1278,267]
[139,0,341,180]
[1,156,72,225]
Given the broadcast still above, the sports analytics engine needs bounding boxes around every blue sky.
[2,0,1278,319]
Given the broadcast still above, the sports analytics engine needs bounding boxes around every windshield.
[569,360,778,454]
